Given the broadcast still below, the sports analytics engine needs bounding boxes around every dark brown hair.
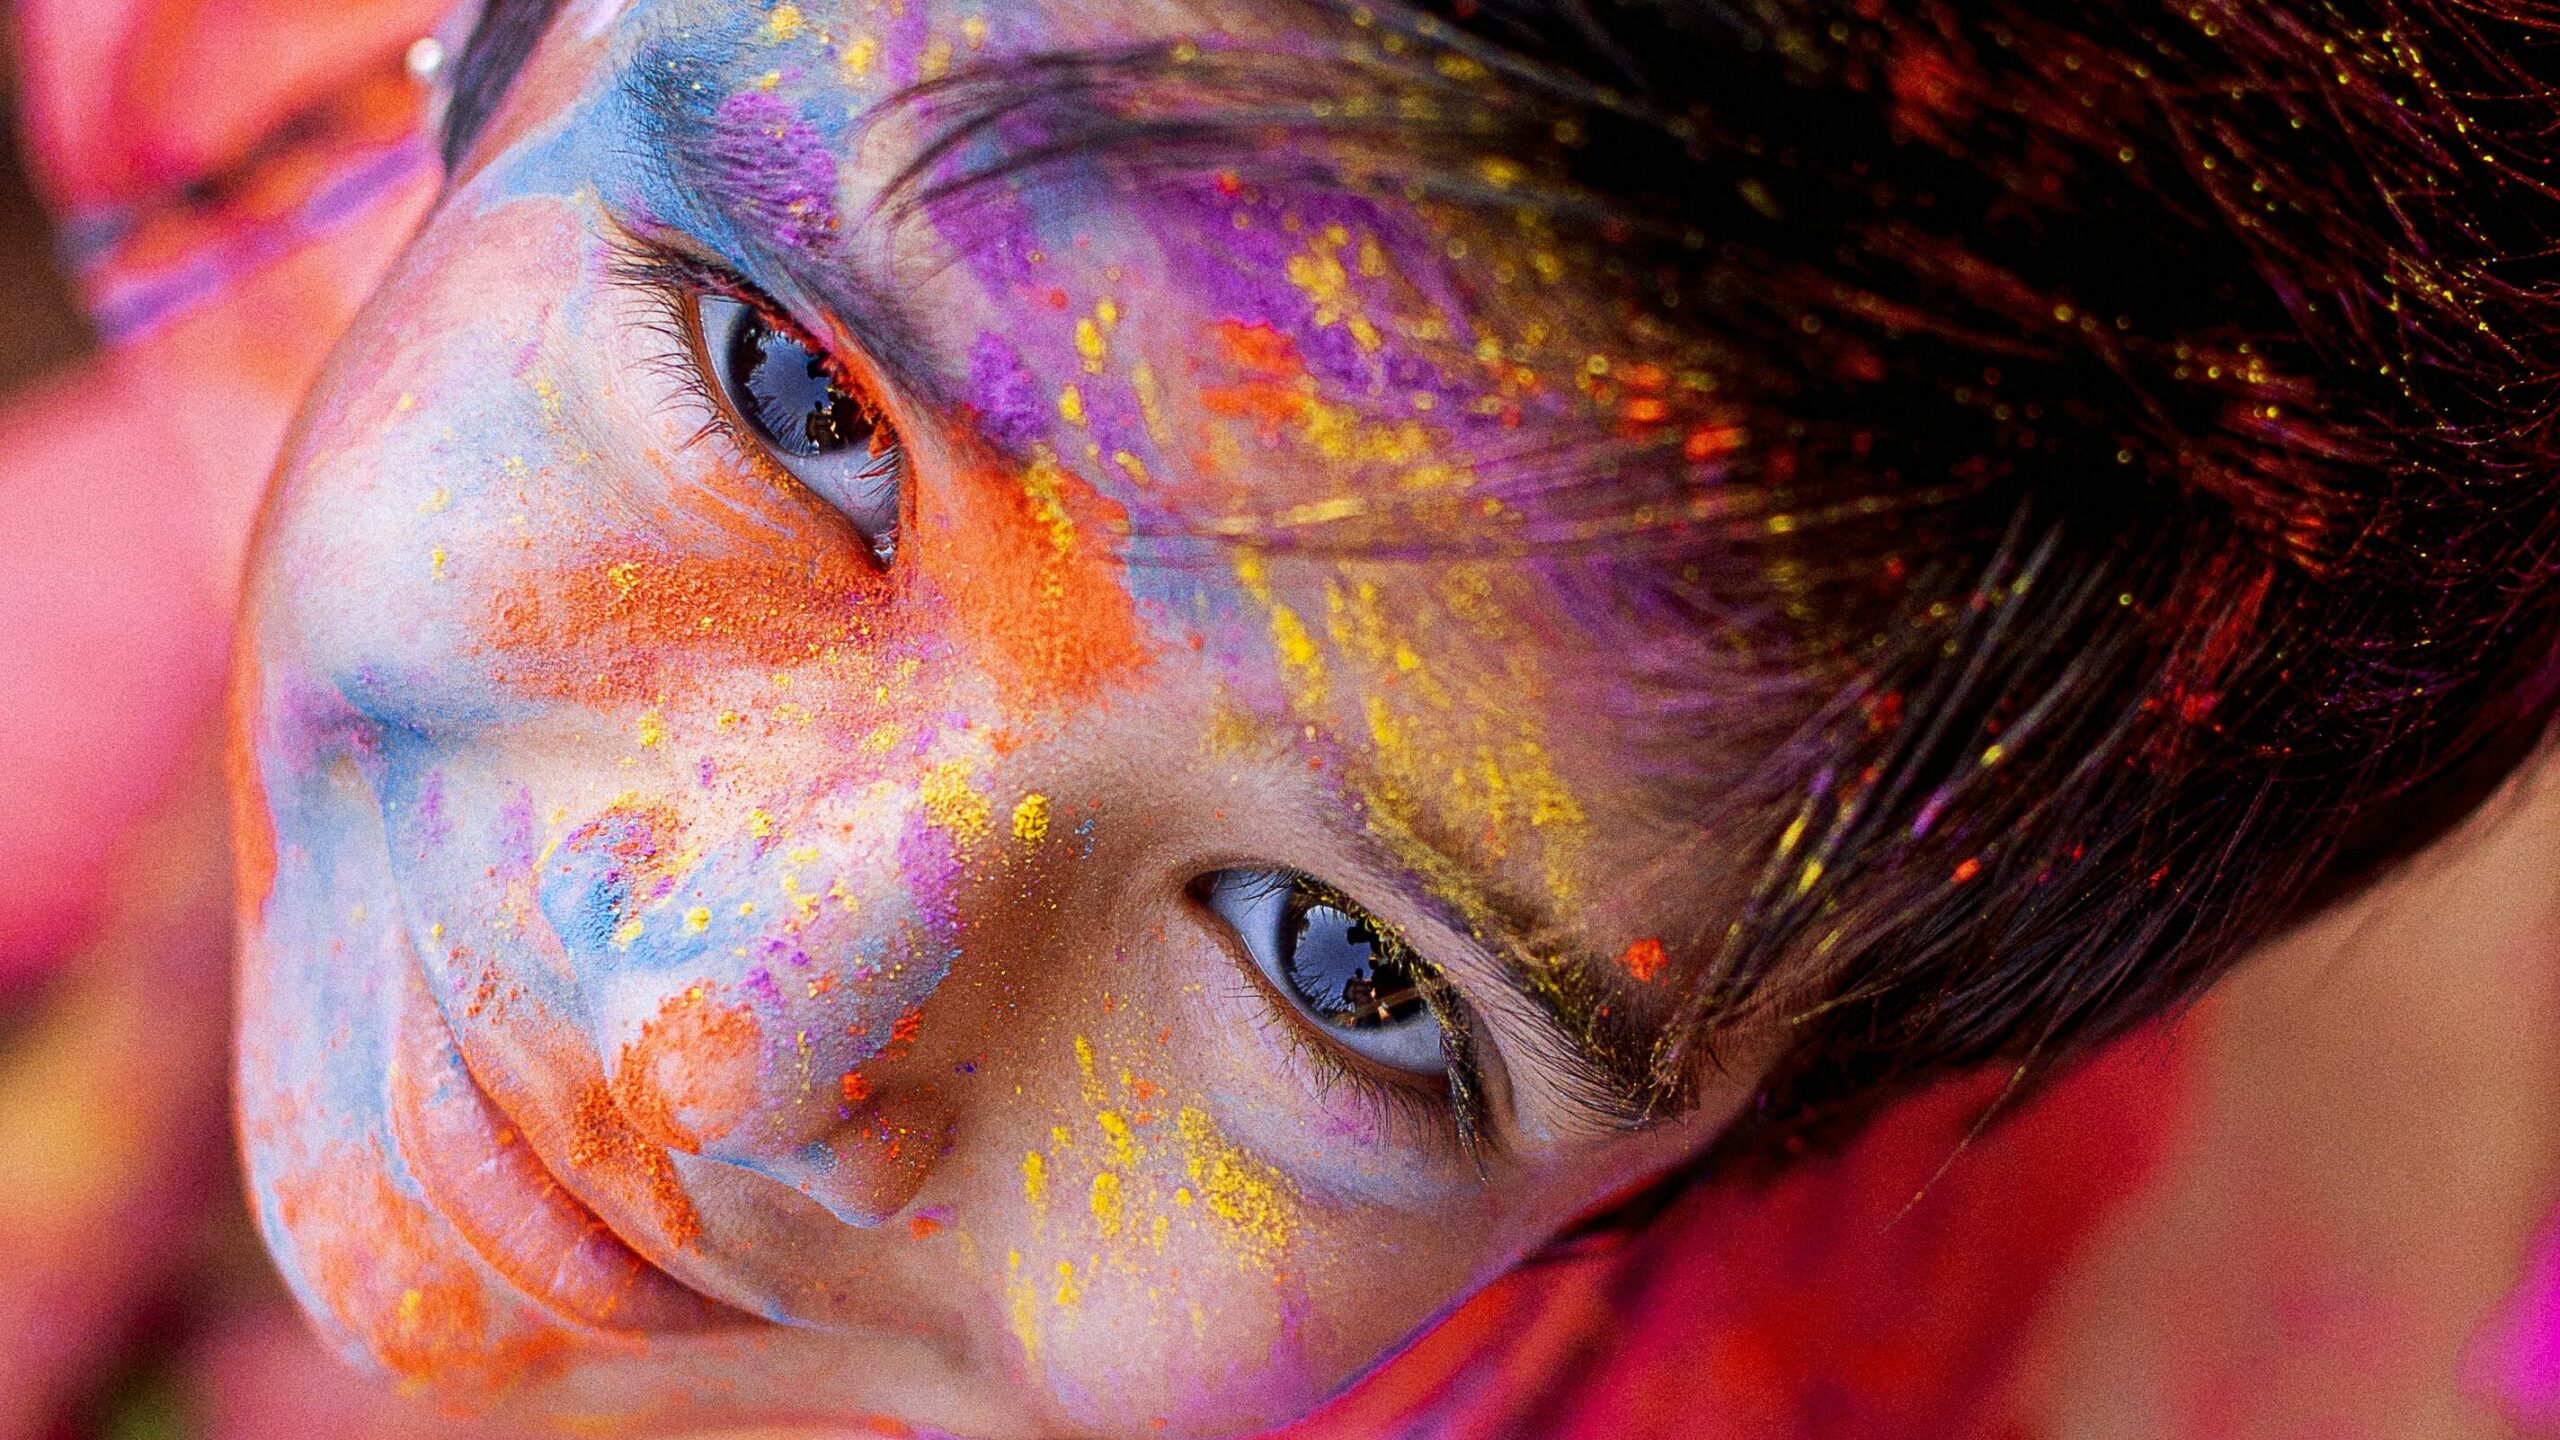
[887,0,2560,1165]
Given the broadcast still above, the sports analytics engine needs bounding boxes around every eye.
[696,292,904,565]
[1202,870,1447,1076]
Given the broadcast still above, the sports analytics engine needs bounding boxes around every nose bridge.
[536,791,968,1174]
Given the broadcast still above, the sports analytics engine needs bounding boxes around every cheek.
[983,960,1489,1435]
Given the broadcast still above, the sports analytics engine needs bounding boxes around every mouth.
[386,951,739,1334]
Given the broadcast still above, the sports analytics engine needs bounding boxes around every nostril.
[608,987,765,1156]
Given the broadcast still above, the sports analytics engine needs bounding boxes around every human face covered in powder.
[233,1,1772,1435]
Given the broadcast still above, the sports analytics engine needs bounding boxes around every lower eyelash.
[1224,963,1493,1170]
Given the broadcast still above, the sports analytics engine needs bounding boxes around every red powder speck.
[1952,858,1983,885]
[1617,937,1668,984]
[841,1070,872,1104]
[908,1213,943,1240]
[1685,424,1747,462]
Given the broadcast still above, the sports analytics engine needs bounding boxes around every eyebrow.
[442,0,570,173]
[1351,822,1678,1134]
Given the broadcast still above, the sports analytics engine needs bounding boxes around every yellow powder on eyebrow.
[1266,604,1325,705]
[1011,792,1051,844]
[920,759,992,846]
[762,4,806,41]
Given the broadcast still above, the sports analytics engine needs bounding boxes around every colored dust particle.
[761,3,805,41]
[1034,1035,1290,1270]
[569,1082,704,1248]
[1617,936,1668,983]
[610,986,762,1155]
[920,758,993,846]
[1011,791,1051,845]
[1286,225,1384,352]
[1006,1250,1041,1360]
[482,545,882,703]
[1233,553,1325,706]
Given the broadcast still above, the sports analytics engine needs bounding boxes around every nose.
[538,788,972,1227]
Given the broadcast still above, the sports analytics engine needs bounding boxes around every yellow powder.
[919,759,992,845]
[1011,792,1052,845]
[1089,1171,1124,1238]
[1175,1107,1298,1266]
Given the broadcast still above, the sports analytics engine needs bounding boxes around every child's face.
[234,2,1762,1433]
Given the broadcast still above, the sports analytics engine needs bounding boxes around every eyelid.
[1195,869,1499,1167]
[1331,851,1656,1137]
[611,240,875,403]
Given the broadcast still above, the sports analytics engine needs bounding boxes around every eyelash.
[606,236,894,500]
[1207,870,1496,1169]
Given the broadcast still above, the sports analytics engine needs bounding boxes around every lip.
[387,953,736,1334]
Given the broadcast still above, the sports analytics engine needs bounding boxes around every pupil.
[1287,898,1424,1030]
[726,307,871,458]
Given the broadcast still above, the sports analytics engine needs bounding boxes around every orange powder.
[609,987,763,1156]
[1617,937,1668,984]
[916,450,1150,709]
[568,1081,705,1249]
[269,1145,571,1396]
[224,638,278,929]
[481,545,888,703]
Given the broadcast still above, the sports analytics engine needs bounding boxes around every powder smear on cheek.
[1004,1037,1307,1367]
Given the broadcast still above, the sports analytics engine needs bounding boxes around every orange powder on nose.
[609,988,763,1156]
[482,545,888,703]
[918,451,1150,708]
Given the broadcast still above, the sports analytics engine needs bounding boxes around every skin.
[231,2,1765,1435]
